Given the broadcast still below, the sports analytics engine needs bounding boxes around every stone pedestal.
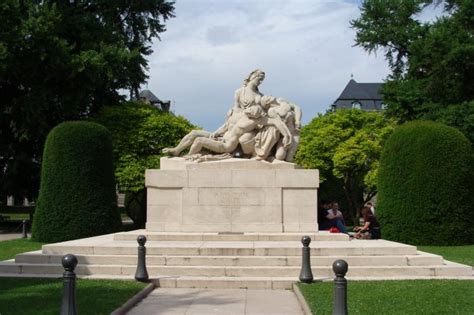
[145,157,319,233]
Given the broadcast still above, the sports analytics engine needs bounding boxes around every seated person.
[317,200,330,230]
[354,206,381,239]
[319,201,347,234]
[365,201,376,215]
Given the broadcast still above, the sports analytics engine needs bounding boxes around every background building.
[136,89,172,112]
[330,79,385,112]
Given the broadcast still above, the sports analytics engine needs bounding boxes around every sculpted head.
[243,69,265,87]
[261,95,276,110]
[244,105,265,119]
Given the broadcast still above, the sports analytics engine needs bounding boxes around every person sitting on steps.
[319,201,348,234]
[354,206,381,239]
[317,200,331,231]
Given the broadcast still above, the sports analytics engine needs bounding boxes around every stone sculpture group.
[163,69,301,162]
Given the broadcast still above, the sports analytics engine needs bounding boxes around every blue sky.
[145,0,441,130]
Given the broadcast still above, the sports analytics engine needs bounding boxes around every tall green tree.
[351,0,474,143]
[93,102,195,227]
[295,109,395,223]
[0,0,175,204]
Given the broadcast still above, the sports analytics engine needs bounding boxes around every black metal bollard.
[135,235,149,282]
[22,220,28,238]
[299,236,314,283]
[60,254,78,315]
[332,259,348,315]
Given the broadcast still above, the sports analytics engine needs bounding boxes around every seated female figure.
[354,206,381,239]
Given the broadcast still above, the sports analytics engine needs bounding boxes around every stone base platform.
[146,157,320,233]
[0,230,472,288]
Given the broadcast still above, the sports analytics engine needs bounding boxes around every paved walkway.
[127,288,304,315]
[0,233,25,241]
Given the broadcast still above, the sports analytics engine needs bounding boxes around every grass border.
[293,283,313,315]
[111,282,156,315]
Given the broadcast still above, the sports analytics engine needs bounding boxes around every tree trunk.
[343,173,365,225]
[124,189,147,228]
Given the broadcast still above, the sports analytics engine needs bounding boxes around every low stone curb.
[293,283,313,315]
[111,282,156,315]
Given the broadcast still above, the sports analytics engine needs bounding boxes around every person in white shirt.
[321,201,347,233]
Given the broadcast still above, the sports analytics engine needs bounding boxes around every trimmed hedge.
[377,121,474,245]
[32,121,122,242]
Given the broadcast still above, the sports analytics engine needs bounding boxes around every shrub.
[32,121,122,242]
[377,121,474,245]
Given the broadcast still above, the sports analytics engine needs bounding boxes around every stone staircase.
[0,230,472,289]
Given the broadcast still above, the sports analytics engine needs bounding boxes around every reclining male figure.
[187,105,292,155]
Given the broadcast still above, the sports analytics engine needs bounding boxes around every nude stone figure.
[162,108,242,156]
[163,69,267,157]
[162,69,301,162]
[187,105,292,155]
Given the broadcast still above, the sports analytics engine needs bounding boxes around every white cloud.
[146,0,390,130]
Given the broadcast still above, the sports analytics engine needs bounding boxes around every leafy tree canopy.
[295,109,395,222]
[93,102,195,193]
[351,0,474,143]
[92,101,195,227]
[0,0,175,202]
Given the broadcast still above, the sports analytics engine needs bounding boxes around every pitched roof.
[337,79,383,100]
[138,89,160,103]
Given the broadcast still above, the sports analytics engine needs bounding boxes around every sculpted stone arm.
[290,103,302,130]
[264,117,292,148]
[233,89,242,110]
[212,122,228,138]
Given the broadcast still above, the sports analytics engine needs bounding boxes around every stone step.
[1,272,472,289]
[41,240,418,257]
[140,266,474,288]
[2,232,470,287]
[154,276,298,290]
[113,231,349,242]
[0,270,296,289]
[14,251,444,267]
[1,261,470,278]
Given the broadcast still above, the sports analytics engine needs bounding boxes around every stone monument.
[146,70,319,233]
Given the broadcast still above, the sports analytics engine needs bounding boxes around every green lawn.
[418,245,474,266]
[2,237,472,314]
[299,244,474,314]
[0,238,45,261]
[0,278,147,315]
[0,240,146,314]
[0,213,30,220]
[298,280,474,315]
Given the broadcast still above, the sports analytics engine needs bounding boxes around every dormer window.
[351,101,362,110]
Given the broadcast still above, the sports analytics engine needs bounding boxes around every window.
[351,101,362,110]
